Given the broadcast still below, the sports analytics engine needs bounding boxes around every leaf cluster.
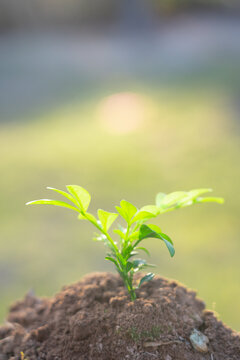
[26,186,223,300]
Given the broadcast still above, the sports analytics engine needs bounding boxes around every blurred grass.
[0,85,240,331]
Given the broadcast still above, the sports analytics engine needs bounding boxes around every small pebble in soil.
[190,328,209,353]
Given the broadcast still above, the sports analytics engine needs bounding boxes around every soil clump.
[0,272,239,360]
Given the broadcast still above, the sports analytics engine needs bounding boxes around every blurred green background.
[0,0,240,332]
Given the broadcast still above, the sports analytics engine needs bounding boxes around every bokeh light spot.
[97,92,147,134]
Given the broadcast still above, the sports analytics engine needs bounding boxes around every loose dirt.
[0,272,239,360]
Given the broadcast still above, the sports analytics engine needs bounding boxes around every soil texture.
[0,272,239,360]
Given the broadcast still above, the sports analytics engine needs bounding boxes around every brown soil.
[0,272,239,360]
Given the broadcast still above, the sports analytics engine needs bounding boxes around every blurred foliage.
[152,0,240,14]
[0,0,239,30]
[0,83,240,331]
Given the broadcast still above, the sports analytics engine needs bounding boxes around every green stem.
[121,272,136,301]
[84,212,119,254]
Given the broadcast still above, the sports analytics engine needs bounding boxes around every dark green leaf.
[132,259,147,268]
[158,232,175,257]
[138,273,155,288]
[132,259,155,271]
[137,225,175,257]
[128,251,138,258]
[105,256,121,271]
[126,261,133,272]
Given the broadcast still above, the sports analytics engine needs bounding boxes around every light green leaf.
[78,212,98,227]
[114,229,126,240]
[129,231,139,241]
[160,191,188,209]
[188,188,212,199]
[196,197,224,204]
[98,209,118,232]
[155,192,166,207]
[93,233,107,242]
[115,205,128,223]
[131,211,156,224]
[46,187,80,208]
[26,199,78,212]
[147,224,162,233]
[138,273,155,288]
[140,205,160,216]
[135,246,150,256]
[66,185,91,212]
[117,200,138,224]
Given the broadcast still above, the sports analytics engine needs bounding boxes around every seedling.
[26,186,223,301]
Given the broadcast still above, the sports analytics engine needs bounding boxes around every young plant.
[26,186,223,301]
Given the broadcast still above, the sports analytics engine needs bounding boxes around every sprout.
[27,186,223,301]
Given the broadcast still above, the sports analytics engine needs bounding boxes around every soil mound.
[0,272,239,360]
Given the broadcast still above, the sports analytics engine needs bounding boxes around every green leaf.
[158,232,175,257]
[132,259,147,268]
[128,251,138,258]
[137,224,175,257]
[196,197,224,204]
[135,246,150,256]
[140,205,160,216]
[129,231,139,241]
[188,188,212,199]
[155,192,166,207]
[147,224,162,233]
[79,213,98,226]
[26,199,78,212]
[159,191,188,209]
[93,233,107,242]
[116,200,138,224]
[98,209,118,232]
[131,210,156,224]
[115,206,128,223]
[138,273,155,288]
[46,187,80,208]
[105,256,121,271]
[114,229,126,240]
[66,185,91,212]
[126,261,133,272]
